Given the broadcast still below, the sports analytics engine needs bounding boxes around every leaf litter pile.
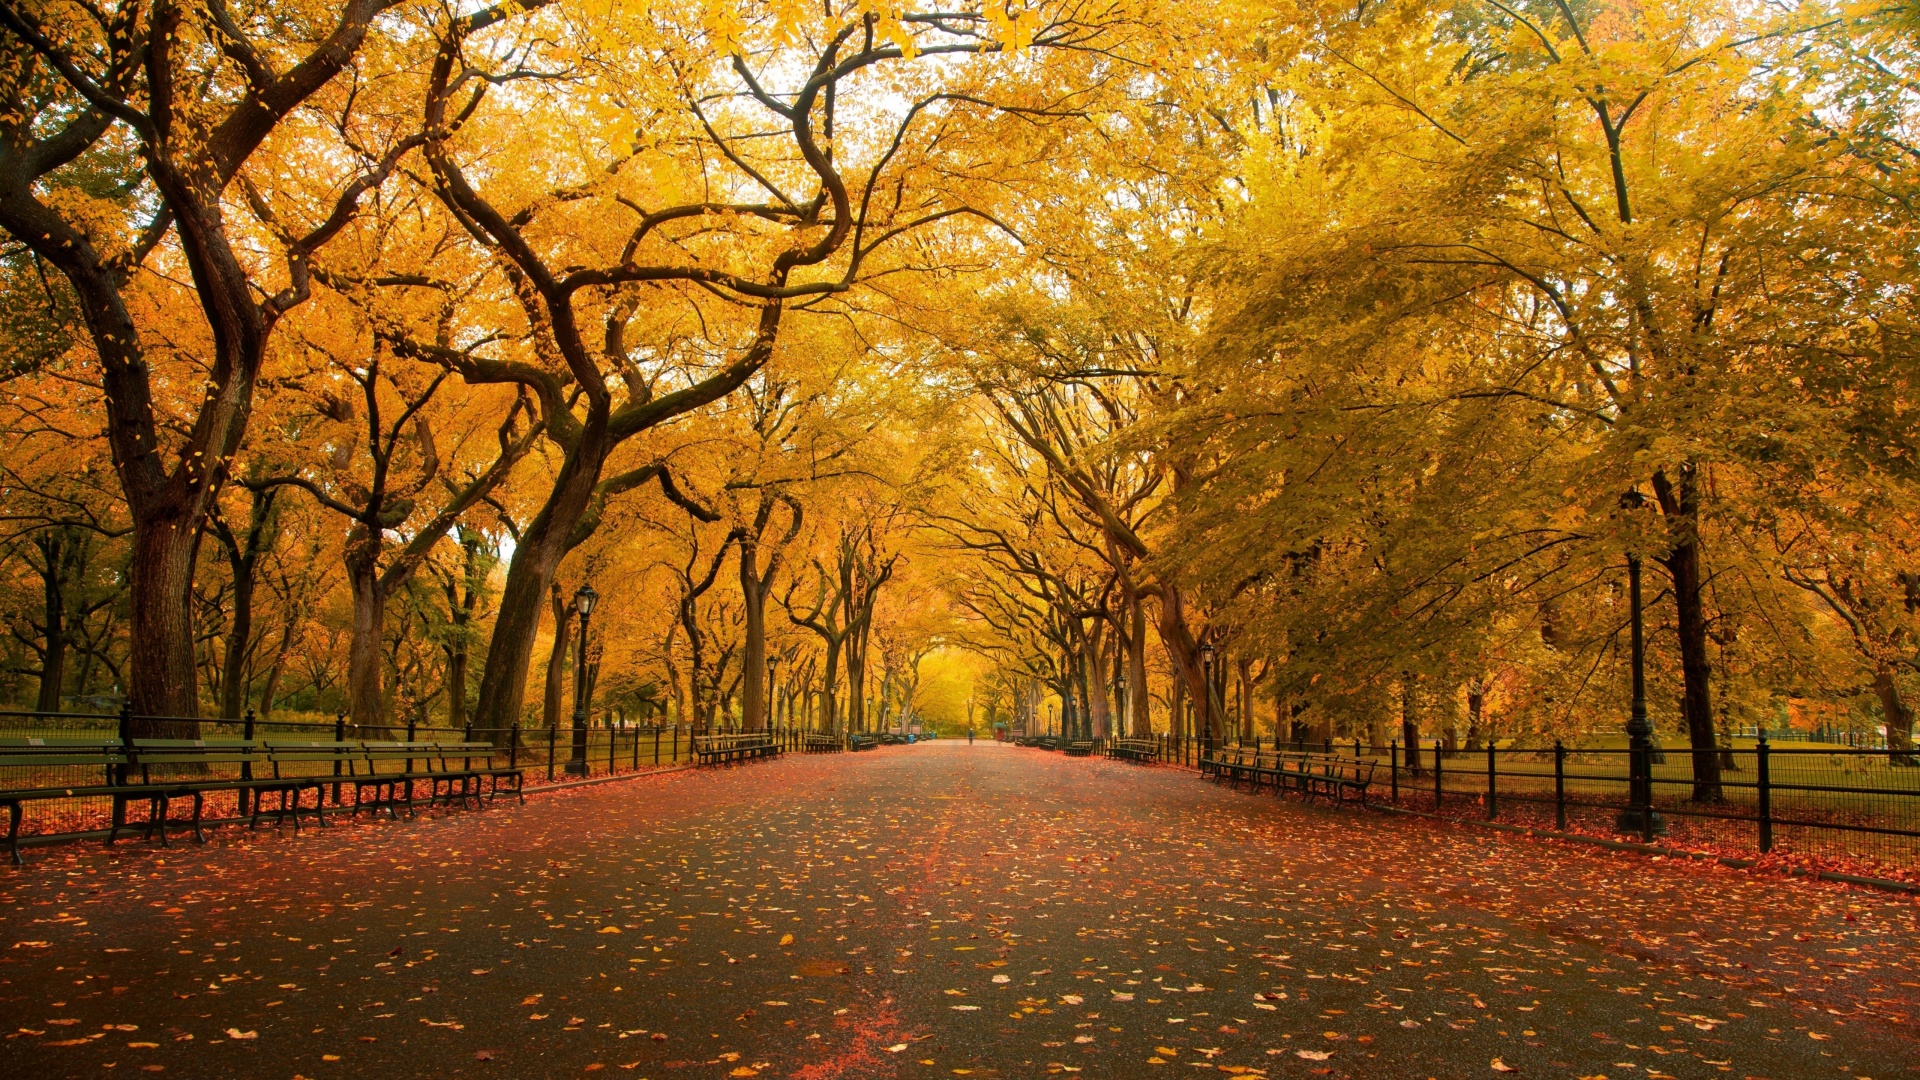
[1,742,1916,1079]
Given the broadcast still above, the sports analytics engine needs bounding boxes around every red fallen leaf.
[475,1050,495,1062]
[388,947,404,958]
[650,1033,667,1041]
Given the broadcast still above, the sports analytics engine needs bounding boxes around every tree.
[0,0,421,721]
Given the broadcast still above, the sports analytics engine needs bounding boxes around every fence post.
[1354,737,1361,759]
[1486,741,1496,820]
[1757,731,1773,854]
[405,714,417,805]
[1434,740,1443,812]
[1554,740,1566,831]
[547,723,557,782]
[1390,740,1398,803]
[654,723,661,765]
[632,723,640,771]
[332,713,346,806]
[240,707,256,817]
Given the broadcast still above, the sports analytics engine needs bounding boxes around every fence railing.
[1050,730,1920,871]
[0,709,843,850]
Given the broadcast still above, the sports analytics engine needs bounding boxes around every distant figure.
[967,725,975,745]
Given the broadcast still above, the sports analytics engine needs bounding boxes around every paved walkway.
[2,743,1916,1078]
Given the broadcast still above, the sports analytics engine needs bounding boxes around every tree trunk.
[33,532,66,714]
[844,632,867,734]
[1128,599,1151,736]
[1652,467,1724,802]
[257,616,297,720]
[543,582,574,733]
[1170,669,1185,742]
[447,641,468,731]
[740,539,767,732]
[1087,629,1113,739]
[127,514,207,730]
[820,639,841,732]
[1873,665,1917,765]
[1237,656,1255,741]
[1465,684,1485,751]
[472,422,610,735]
[345,537,387,733]
[219,566,255,721]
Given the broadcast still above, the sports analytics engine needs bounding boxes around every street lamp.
[1199,642,1218,752]
[566,582,597,776]
[1616,494,1665,838]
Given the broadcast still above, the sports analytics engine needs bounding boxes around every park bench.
[693,732,781,766]
[848,733,880,752]
[443,739,525,805]
[801,732,842,753]
[1062,740,1094,757]
[1107,738,1158,763]
[1203,746,1376,806]
[1,737,130,864]
[347,741,488,817]
[118,737,332,844]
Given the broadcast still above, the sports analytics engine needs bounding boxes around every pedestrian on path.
[967,725,975,745]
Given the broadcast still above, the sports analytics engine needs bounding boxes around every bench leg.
[6,800,21,865]
[150,795,170,846]
[191,792,207,844]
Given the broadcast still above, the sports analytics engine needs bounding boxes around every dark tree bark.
[738,494,803,732]
[1652,466,1724,802]
[542,582,573,735]
[210,486,279,719]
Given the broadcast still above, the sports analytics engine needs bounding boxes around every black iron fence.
[1053,731,1920,872]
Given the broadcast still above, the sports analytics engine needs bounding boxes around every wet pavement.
[2,740,1916,1079]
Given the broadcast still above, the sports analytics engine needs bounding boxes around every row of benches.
[1201,746,1376,804]
[0,736,522,864]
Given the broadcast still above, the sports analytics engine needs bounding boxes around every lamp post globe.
[566,583,597,776]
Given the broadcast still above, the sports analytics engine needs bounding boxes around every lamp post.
[1048,702,1056,738]
[1616,495,1666,837]
[566,583,597,776]
[1199,642,1218,753]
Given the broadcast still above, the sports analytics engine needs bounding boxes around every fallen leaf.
[885,1044,909,1052]
[224,1029,257,1040]
[1491,1059,1518,1073]
[1296,1050,1332,1061]
[779,934,794,946]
